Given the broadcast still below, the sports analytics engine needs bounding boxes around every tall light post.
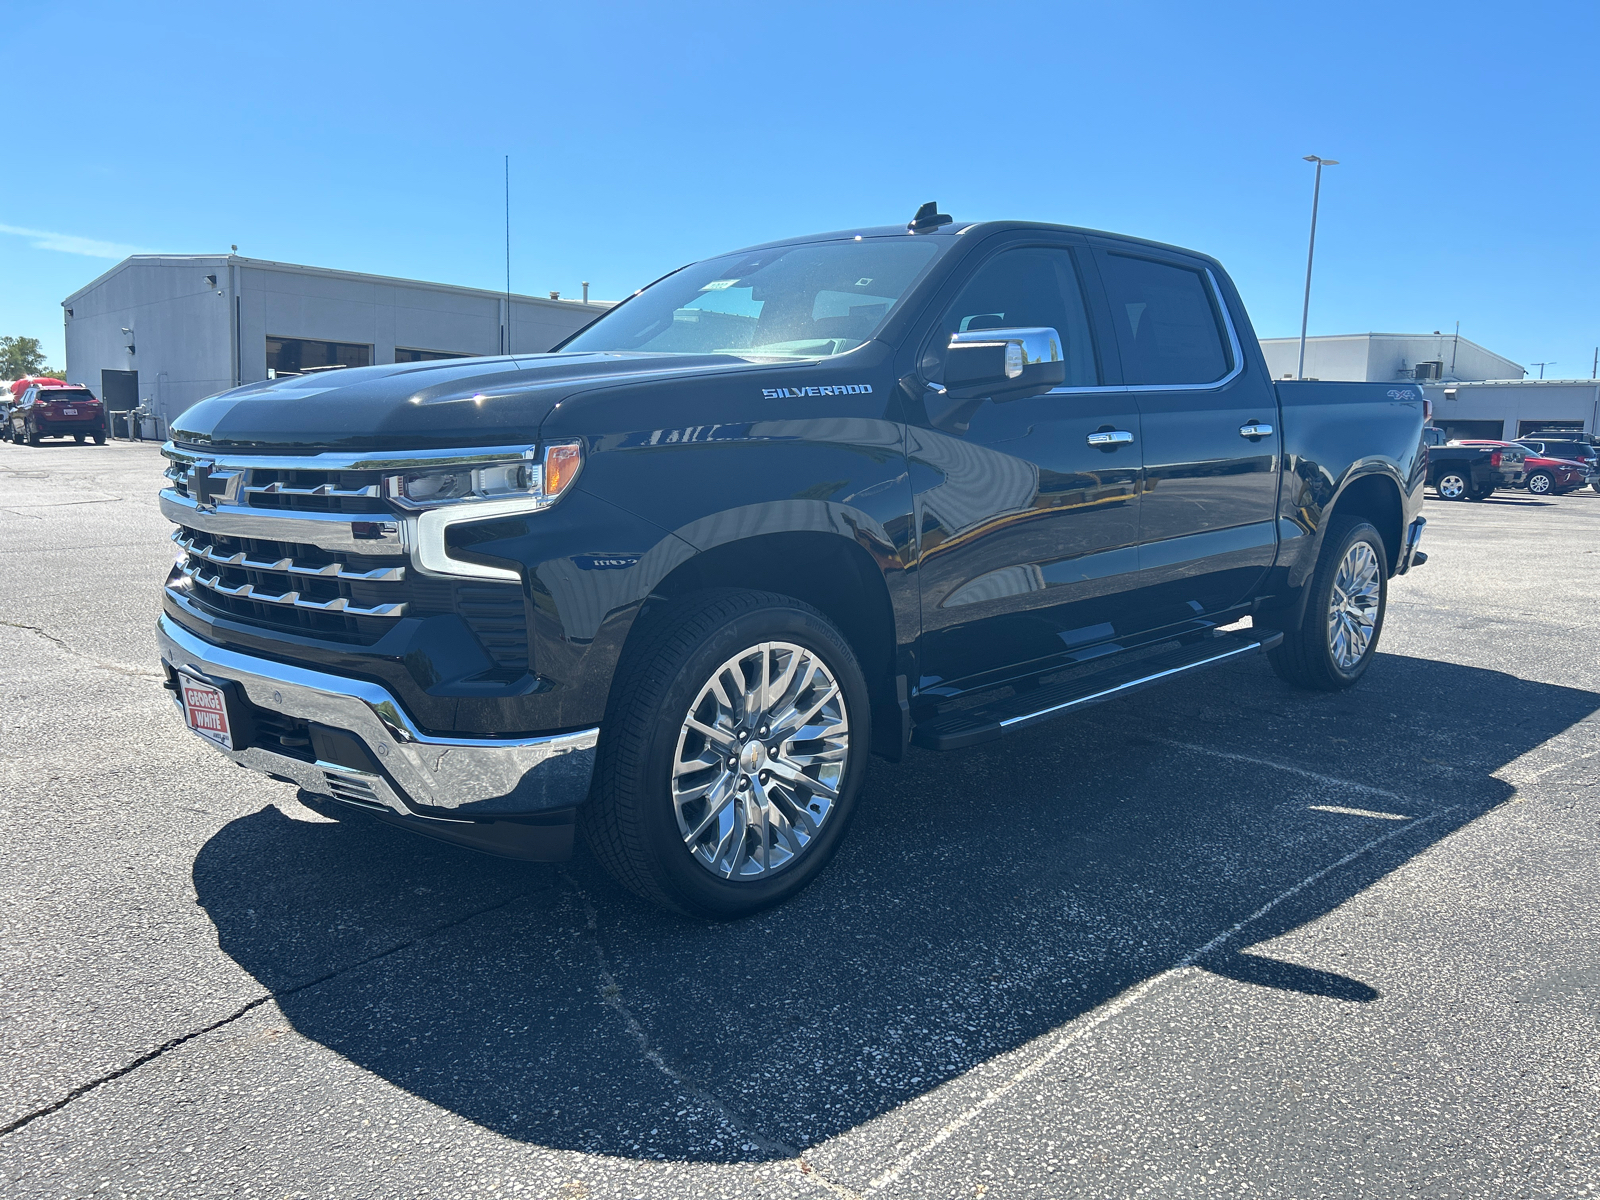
[1296,155,1339,381]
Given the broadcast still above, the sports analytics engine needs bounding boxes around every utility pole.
[1532,361,1555,379]
[1451,321,1459,376]
[1591,346,1597,380]
[504,155,512,356]
[1296,155,1339,381]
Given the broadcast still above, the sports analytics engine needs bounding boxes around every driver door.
[908,238,1146,693]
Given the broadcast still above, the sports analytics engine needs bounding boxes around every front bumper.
[157,615,598,860]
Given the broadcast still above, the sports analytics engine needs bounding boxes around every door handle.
[1238,422,1274,439]
[1086,430,1135,447]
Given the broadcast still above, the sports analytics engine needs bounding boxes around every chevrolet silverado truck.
[157,204,1428,917]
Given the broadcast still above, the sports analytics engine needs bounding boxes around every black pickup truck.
[157,204,1428,916]
[1422,427,1525,499]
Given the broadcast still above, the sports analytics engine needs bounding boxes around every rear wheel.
[1435,471,1469,500]
[582,589,869,918]
[26,425,41,447]
[74,434,85,444]
[1266,516,1388,691]
[93,432,106,445]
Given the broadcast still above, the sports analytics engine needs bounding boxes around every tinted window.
[395,348,471,363]
[1097,253,1230,385]
[564,239,943,361]
[928,246,1098,387]
[266,336,372,376]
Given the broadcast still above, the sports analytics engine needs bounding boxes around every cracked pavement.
[1,440,1597,1198]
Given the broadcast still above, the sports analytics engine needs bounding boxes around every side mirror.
[942,327,1066,400]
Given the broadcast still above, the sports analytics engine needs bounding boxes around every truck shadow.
[191,652,1598,1162]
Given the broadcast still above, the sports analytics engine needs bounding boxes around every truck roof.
[726,219,1223,270]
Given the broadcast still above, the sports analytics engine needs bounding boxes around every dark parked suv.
[156,205,1428,916]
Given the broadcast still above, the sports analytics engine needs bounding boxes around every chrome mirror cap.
[949,326,1063,378]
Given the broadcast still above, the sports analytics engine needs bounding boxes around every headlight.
[382,442,583,510]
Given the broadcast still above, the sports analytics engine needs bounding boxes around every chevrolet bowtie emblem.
[190,460,222,512]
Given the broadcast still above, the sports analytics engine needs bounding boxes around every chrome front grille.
[162,446,532,673]
[172,530,406,583]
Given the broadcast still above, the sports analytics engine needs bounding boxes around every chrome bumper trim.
[1397,515,1427,575]
[157,614,596,818]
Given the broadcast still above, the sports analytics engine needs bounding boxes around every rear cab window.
[1095,251,1233,385]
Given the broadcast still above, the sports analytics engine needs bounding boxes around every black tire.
[1525,470,1554,496]
[93,433,106,445]
[26,425,41,447]
[73,434,85,444]
[581,589,870,918]
[1434,471,1470,500]
[1265,516,1388,691]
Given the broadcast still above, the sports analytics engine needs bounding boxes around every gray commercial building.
[1421,379,1600,442]
[1258,332,1525,385]
[62,254,610,437]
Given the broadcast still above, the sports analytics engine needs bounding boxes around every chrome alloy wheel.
[1527,472,1552,494]
[1327,541,1381,671]
[671,641,849,880]
[1437,473,1467,500]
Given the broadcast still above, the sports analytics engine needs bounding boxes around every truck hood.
[169,352,763,452]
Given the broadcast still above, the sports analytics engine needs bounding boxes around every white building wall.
[65,255,609,433]
[1259,333,1525,383]
[1422,380,1600,439]
[63,257,234,426]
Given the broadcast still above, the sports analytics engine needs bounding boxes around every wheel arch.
[622,527,905,760]
[1324,468,1406,576]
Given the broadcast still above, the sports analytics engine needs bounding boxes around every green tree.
[0,335,60,380]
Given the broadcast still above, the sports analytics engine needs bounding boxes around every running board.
[911,629,1283,751]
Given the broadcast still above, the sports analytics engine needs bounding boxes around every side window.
[1097,252,1231,385]
[926,246,1099,387]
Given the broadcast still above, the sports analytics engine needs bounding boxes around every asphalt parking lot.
[1,439,1597,1199]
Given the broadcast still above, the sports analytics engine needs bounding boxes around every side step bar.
[911,628,1283,752]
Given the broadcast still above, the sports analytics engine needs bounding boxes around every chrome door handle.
[1086,430,1135,447]
[1239,422,1274,439]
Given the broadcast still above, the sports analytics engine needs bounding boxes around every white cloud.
[0,222,150,259]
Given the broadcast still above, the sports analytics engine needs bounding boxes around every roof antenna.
[908,201,952,234]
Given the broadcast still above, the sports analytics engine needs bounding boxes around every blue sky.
[3,0,1597,378]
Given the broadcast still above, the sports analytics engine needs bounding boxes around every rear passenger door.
[1091,243,1281,624]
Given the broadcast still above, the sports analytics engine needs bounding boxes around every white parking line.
[863,798,1452,1193]
[1153,738,1411,802]
[1308,804,1412,820]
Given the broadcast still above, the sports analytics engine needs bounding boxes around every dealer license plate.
[178,674,234,750]
[62,407,78,415]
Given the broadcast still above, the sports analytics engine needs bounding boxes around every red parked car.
[1456,440,1588,496]
[4,378,107,446]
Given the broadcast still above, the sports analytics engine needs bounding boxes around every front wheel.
[1434,471,1470,500]
[1525,470,1554,496]
[1265,516,1388,691]
[582,589,869,918]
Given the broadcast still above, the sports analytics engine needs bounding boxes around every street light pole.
[1296,155,1339,381]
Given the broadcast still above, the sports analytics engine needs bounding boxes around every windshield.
[563,238,943,360]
